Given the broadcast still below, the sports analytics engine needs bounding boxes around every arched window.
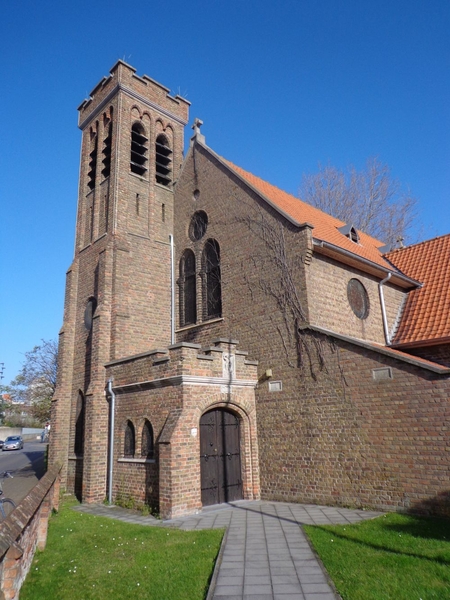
[203,239,222,319]
[155,134,172,186]
[180,250,197,326]
[141,420,154,458]
[74,391,85,456]
[124,420,135,458]
[130,122,148,176]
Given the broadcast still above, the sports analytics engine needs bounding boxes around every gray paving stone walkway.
[73,500,382,600]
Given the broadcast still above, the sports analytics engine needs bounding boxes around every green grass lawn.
[21,499,223,600]
[304,512,450,600]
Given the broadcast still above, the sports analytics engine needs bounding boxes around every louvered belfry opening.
[130,122,148,176]
[102,113,112,179]
[155,134,172,186]
[87,127,98,190]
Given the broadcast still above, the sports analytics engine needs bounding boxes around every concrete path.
[73,500,382,600]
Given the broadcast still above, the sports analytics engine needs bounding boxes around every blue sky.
[1,0,449,385]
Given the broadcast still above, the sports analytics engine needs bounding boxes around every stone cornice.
[112,374,257,393]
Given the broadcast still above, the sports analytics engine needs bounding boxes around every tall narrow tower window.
[180,249,197,326]
[130,122,148,176]
[102,111,112,179]
[203,239,222,319]
[87,127,98,190]
[155,134,172,186]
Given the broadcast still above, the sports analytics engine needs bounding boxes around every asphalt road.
[0,441,47,504]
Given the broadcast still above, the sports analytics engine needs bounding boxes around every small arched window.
[180,250,197,326]
[130,122,148,176]
[124,420,136,458]
[155,134,172,186]
[203,239,222,319]
[74,391,85,456]
[141,420,154,458]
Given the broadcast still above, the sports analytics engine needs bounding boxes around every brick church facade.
[50,61,450,519]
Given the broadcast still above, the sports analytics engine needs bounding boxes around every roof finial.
[396,236,404,248]
[190,117,205,146]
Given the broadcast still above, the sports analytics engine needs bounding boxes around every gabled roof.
[225,160,391,265]
[386,234,450,347]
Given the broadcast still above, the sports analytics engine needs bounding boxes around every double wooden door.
[200,409,243,506]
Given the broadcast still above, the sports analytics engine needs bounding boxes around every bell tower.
[50,62,190,501]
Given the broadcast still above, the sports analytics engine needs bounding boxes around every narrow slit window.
[74,392,85,456]
[155,134,172,186]
[130,122,148,176]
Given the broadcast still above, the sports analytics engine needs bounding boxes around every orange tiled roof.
[224,160,393,270]
[386,234,450,345]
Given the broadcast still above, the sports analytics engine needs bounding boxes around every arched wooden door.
[200,408,243,506]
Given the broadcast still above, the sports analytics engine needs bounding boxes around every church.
[50,61,450,519]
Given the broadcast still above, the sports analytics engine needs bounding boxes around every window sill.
[118,457,155,464]
[176,317,224,333]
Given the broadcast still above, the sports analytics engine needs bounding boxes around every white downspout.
[107,377,115,505]
[169,234,175,345]
[378,272,392,345]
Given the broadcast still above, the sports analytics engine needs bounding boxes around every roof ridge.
[386,231,450,256]
[222,158,386,247]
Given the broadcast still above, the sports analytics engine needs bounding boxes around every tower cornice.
[78,82,190,131]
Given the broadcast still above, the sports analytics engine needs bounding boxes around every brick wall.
[306,253,407,344]
[106,340,259,518]
[0,466,61,600]
[173,142,450,515]
[52,62,189,502]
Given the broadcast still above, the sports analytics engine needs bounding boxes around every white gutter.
[378,272,392,345]
[169,234,175,345]
[106,377,115,504]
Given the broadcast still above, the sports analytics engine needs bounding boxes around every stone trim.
[113,375,257,393]
[302,323,450,374]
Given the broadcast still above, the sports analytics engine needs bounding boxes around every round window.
[347,279,369,319]
[189,211,208,241]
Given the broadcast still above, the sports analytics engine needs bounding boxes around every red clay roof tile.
[224,160,394,270]
[386,234,450,345]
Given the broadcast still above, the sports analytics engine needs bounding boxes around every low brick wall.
[0,465,61,600]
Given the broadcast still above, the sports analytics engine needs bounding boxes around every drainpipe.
[378,272,392,345]
[107,377,115,505]
[169,234,175,345]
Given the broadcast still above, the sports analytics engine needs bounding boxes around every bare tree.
[7,339,58,425]
[299,158,417,248]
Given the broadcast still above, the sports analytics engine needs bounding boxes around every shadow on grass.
[384,513,450,542]
[307,519,450,567]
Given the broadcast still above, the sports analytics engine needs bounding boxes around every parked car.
[2,436,24,451]
[0,440,3,449]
